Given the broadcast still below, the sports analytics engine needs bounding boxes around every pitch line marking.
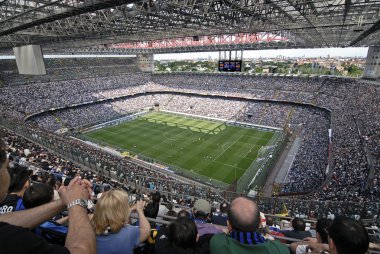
[243,144,257,159]
[211,160,245,172]
[213,135,242,162]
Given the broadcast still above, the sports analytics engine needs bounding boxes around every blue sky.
[154,47,369,60]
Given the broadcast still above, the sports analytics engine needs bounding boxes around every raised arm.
[0,199,65,229]
[59,177,96,254]
[136,200,151,243]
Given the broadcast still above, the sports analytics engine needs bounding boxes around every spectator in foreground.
[265,215,286,243]
[281,217,312,242]
[211,202,229,226]
[328,217,369,254]
[0,139,96,253]
[144,191,161,226]
[193,199,224,236]
[92,189,151,254]
[155,218,211,254]
[23,183,68,245]
[266,216,280,232]
[210,197,289,254]
[178,210,192,220]
[290,218,332,254]
[23,183,54,209]
[0,164,30,214]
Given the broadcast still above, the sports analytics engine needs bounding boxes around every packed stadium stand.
[0,59,378,205]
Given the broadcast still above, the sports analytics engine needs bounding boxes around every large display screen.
[218,60,242,72]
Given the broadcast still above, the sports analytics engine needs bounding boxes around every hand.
[80,178,93,197]
[307,242,329,252]
[369,243,380,251]
[130,204,137,212]
[136,200,146,214]
[59,177,91,205]
[303,237,318,243]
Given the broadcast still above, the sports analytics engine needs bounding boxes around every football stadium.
[82,110,282,188]
[0,1,379,253]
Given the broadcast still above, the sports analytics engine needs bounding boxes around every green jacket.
[210,233,290,254]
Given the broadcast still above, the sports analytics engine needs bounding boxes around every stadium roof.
[0,0,379,54]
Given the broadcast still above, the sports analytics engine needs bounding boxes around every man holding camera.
[0,139,96,254]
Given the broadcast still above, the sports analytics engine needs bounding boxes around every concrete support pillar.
[136,54,154,72]
[13,45,46,75]
[363,46,380,79]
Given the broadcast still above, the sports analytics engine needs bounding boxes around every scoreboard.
[218,60,242,72]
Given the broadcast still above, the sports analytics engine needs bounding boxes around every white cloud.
[154,47,369,60]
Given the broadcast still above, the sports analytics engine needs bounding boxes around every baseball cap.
[194,199,211,214]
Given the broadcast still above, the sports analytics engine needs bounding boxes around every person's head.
[7,164,30,195]
[316,218,333,244]
[151,191,161,204]
[168,219,198,249]
[166,203,173,211]
[177,210,191,220]
[144,202,159,219]
[92,190,130,235]
[166,210,177,218]
[23,183,54,209]
[228,197,260,232]
[266,216,275,227]
[292,217,306,231]
[193,199,211,220]
[42,174,56,188]
[219,202,229,214]
[0,139,10,203]
[328,217,369,254]
[103,184,111,192]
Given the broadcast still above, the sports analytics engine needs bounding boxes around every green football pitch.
[82,111,277,185]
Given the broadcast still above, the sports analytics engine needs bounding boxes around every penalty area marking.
[213,135,242,162]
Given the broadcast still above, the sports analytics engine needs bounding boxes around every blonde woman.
[92,190,151,254]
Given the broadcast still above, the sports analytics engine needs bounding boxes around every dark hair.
[151,191,161,203]
[42,174,56,188]
[292,218,306,231]
[168,219,198,248]
[144,192,161,219]
[166,203,173,211]
[144,202,159,219]
[266,216,275,226]
[194,210,208,220]
[103,184,111,192]
[329,217,369,254]
[316,218,333,244]
[228,200,260,232]
[23,183,54,209]
[165,210,177,220]
[8,164,30,193]
[220,202,229,214]
[177,210,191,220]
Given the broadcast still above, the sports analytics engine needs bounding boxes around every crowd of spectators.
[0,67,379,205]
[150,74,379,202]
[0,73,151,119]
[1,121,380,220]
[0,58,139,86]
[0,126,223,205]
[26,91,331,196]
[0,138,375,254]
